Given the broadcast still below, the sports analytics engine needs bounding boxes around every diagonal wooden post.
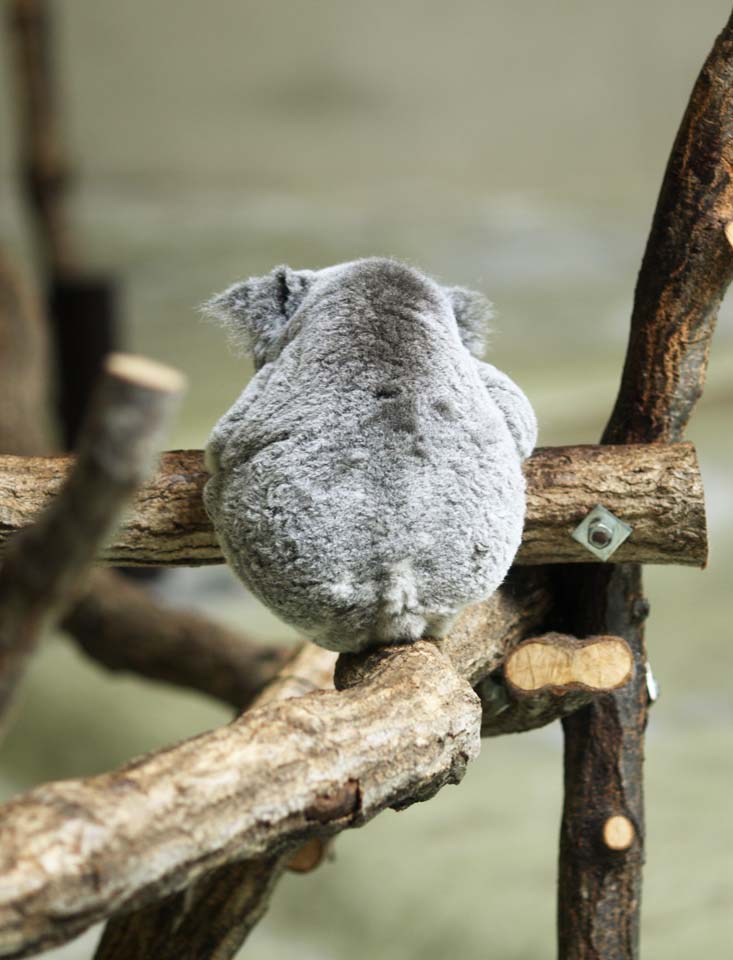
[556,10,733,957]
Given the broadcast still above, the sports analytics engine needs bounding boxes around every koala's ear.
[443,286,493,358]
[203,265,314,369]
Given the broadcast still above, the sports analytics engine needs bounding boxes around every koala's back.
[205,263,525,652]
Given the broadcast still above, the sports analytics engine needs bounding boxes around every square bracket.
[571,504,632,562]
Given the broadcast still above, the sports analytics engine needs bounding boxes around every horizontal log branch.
[0,570,552,959]
[0,443,707,568]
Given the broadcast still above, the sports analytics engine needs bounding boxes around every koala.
[203,257,536,653]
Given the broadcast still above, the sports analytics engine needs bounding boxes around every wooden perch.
[0,570,556,959]
[0,642,479,959]
[95,644,337,960]
[61,569,292,710]
[0,442,707,567]
[557,13,733,958]
[0,354,184,721]
[0,248,284,719]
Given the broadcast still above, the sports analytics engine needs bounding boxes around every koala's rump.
[208,387,524,650]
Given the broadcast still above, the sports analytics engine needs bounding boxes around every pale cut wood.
[480,631,632,738]
[505,634,633,694]
[603,816,635,852]
[0,442,707,567]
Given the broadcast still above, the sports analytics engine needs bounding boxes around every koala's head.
[203,258,492,370]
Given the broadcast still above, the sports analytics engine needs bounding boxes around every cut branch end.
[505,634,633,695]
[602,815,635,852]
[104,353,187,395]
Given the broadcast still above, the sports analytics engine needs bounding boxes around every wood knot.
[304,779,360,824]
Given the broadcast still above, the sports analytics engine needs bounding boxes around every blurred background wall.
[0,2,731,958]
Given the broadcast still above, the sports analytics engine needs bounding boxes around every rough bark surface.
[605,10,733,445]
[556,564,648,959]
[0,355,183,721]
[0,443,707,567]
[556,11,733,958]
[94,645,336,960]
[95,573,554,960]
[0,641,480,960]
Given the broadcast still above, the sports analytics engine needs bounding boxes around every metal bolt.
[588,519,613,548]
[571,504,633,562]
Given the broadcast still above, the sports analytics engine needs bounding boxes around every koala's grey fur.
[203,258,537,653]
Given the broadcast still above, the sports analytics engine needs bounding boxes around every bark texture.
[606,10,733,445]
[0,571,559,959]
[0,641,480,959]
[94,644,336,960]
[0,355,184,721]
[0,443,707,567]
[556,11,733,958]
[556,564,648,959]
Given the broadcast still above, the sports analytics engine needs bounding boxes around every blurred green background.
[0,2,731,958]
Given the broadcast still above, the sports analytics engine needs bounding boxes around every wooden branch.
[0,571,553,959]
[556,565,648,959]
[604,11,733,445]
[61,568,292,710]
[0,354,184,721]
[0,642,479,959]
[105,576,556,960]
[6,0,76,275]
[480,632,633,737]
[557,12,733,958]
[95,644,337,960]
[0,442,707,567]
[0,253,49,456]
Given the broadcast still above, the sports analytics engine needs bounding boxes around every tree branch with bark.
[0,442,707,568]
[0,353,185,722]
[556,10,733,958]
